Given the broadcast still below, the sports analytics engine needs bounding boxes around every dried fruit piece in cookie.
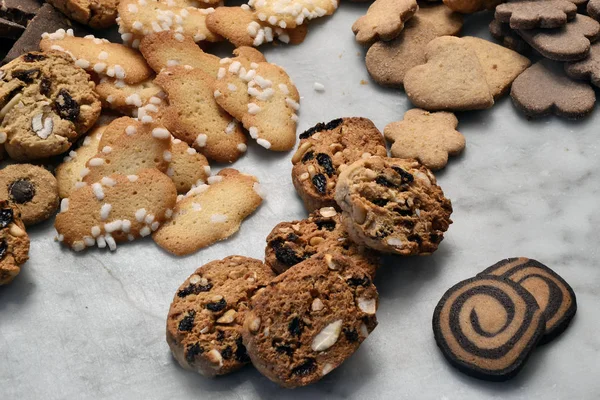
[169,138,210,194]
[0,200,30,285]
[495,0,577,29]
[565,42,600,86]
[442,0,503,13]
[265,207,379,277]
[0,164,59,226]
[242,253,378,388]
[489,18,531,54]
[55,168,177,251]
[155,66,247,163]
[432,276,545,381]
[404,36,494,111]
[478,257,577,344]
[352,0,418,46]
[167,256,275,377]
[46,0,119,29]
[0,51,101,161]
[249,0,339,29]
[95,78,165,117]
[510,60,596,118]
[291,117,387,212]
[384,109,465,171]
[335,156,453,255]
[153,169,263,255]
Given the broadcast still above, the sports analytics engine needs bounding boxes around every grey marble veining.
[1,6,600,400]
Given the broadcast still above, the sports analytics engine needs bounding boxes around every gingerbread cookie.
[248,0,338,29]
[588,0,600,20]
[167,256,275,377]
[489,18,531,53]
[565,42,600,86]
[383,109,465,170]
[510,60,596,118]
[46,0,119,29]
[242,253,378,388]
[443,0,503,13]
[169,138,211,194]
[95,78,164,117]
[495,0,577,29]
[291,117,387,212]
[0,201,30,285]
[352,0,419,46]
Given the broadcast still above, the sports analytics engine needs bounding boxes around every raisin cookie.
[335,157,453,255]
[243,253,378,388]
[291,118,387,213]
[0,164,60,226]
[167,256,275,377]
[265,207,379,277]
[0,200,30,285]
[0,51,101,161]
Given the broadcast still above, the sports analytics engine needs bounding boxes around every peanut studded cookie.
[46,0,119,29]
[264,207,379,277]
[335,157,452,255]
[243,253,378,388]
[0,164,59,226]
[0,201,30,285]
[167,256,275,377]
[0,51,101,161]
[291,118,387,213]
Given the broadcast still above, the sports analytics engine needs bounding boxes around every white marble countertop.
[1,5,599,400]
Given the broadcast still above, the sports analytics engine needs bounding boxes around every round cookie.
[242,253,378,388]
[0,164,60,226]
[0,51,101,161]
[166,256,275,377]
[0,200,30,285]
[265,206,379,277]
[432,276,546,381]
[334,156,453,255]
[291,118,387,213]
[478,257,577,344]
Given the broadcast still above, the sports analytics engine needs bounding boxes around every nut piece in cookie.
[169,138,210,194]
[352,0,418,46]
[291,117,387,212]
[46,0,119,29]
[242,253,378,388]
[335,156,453,255]
[167,256,275,377]
[0,164,60,226]
[249,0,339,29]
[495,0,577,30]
[0,200,30,285]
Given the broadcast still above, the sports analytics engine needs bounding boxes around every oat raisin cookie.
[46,0,119,29]
[0,51,101,161]
[0,200,30,285]
[242,253,378,388]
[167,256,275,377]
[291,118,387,213]
[265,207,379,277]
[0,164,59,226]
[335,157,452,255]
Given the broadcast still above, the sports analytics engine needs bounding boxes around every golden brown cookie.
[95,78,164,117]
[168,138,211,194]
[46,0,119,29]
[352,0,419,46]
[249,0,338,29]
[0,200,30,285]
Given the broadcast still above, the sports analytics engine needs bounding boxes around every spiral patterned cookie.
[478,257,577,344]
[432,276,546,381]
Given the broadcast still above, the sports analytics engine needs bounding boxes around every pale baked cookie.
[46,0,119,29]
[242,253,378,388]
[0,164,60,226]
[265,207,379,277]
[352,0,418,46]
[95,78,165,117]
[153,169,263,256]
[0,51,101,161]
[55,168,177,251]
[248,0,339,29]
[169,138,210,194]
[0,201,30,286]
[291,118,387,212]
[335,157,453,255]
[167,256,275,377]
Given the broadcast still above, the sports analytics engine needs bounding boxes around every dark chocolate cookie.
[0,200,30,285]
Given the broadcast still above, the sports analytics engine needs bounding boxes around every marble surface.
[1,5,600,400]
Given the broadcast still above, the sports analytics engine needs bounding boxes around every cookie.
[432,276,545,381]
[565,42,600,86]
[46,0,119,29]
[404,36,494,111]
[39,32,153,85]
[383,109,465,171]
[95,78,164,116]
[55,168,177,251]
[489,18,531,54]
[155,66,247,163]
[495,0,577,30]
[291,117,387,212]
[365,4,463,88]
[510,60,596,118]
[442,0,502,13]
[517,14,600,61]
[335,156,453,255]
[588,0,600,20]
[478,258,577,344]
[265,207,379,277]
[167,256,275,377]
[0,51,101,161]
[352,0,418,46]
[242,253,378,388]
[0,200,30,285]
[0,0,41,27]
[248,0,338,29]
[169,138,210,194]
[0,17,25,40]
[153,169,263,256]
[0,164,59,226]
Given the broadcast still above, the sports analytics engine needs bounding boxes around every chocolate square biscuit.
[0,16,24,39]
[0,0,42,26]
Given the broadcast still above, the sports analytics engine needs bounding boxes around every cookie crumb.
[360,80,368,85]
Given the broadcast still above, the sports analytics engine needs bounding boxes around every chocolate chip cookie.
[291,118,387,213]
[335,156,453,255]
[0,200,30,285]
